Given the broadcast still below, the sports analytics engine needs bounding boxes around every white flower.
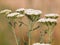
[45,13,59,18]
[25,9,42,15]
[34,10,42,15]
[46,18,57,22]
[32,43,51,45]
[37,18,57,23]
[7,12,20,17]
[32,43,40,45]
[0,9,11,14]
[33,43,51,45]
[37,18,46,22]
[25,9,34,11]
[16,8,25,12]
[45,44,51,45]
[40,43,51,45]
[40,43,47,45]
[16,14,24,18]
[25,9,34,15]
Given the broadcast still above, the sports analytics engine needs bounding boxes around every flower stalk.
[12,27,19,45]
[28,20,33,45]
[39,23,45,43]
[18,18,25,45]
[47,23,55,44]
[8,21,19,45]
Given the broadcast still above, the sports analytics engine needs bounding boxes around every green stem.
[40,23,45,43]
[8,22,18,45]
[48,26,51,43]
[28,21,33,45]
[12,27,18,45]
[28,32,31,45]
[48,25,54,44]
[19,19,25,43]
[19,26,25,45]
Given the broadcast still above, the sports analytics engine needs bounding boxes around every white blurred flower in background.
[45,44,51,45]
[32,43,40,45]
[16,8,25,14]
[32,43,51,45]
[40,43,51,45]
[16,8,25,12]
[0,9,12,14]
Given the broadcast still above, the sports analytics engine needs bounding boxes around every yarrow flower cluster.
[45,13,59,19]
[37,18,57,26]
[32,43,40,45]
[37,13,59,44]
[25,9,42,15]
[0,8,59,45]
[7,12,20,17]
[25,9,42,22]
[7,12,24,18]
[16,8,25,14]
[32,43,51,45]
[37,18,57,23]
[0,9,12,14]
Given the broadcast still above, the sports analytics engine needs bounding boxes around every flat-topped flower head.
[7,12,20,18]
[16,14,24,18]
[37,18,46,23]
[25,9,42,15]
[16,8,25,14]
[38,18,57,23]
[25,9,34,15]
[16,8,25,11]
[40,43,51,45]
[37,18,57,25]
[45,13,59,19]
[32,43,40,45]
[25,9,42,22]
[45,44,51,45]
[34,10,42,15]
[46,18,57,22]
[0,9,12,14]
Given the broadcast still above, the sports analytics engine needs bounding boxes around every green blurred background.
[0,0,60,45]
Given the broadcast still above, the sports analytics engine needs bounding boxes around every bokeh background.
[0,0,60,45]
